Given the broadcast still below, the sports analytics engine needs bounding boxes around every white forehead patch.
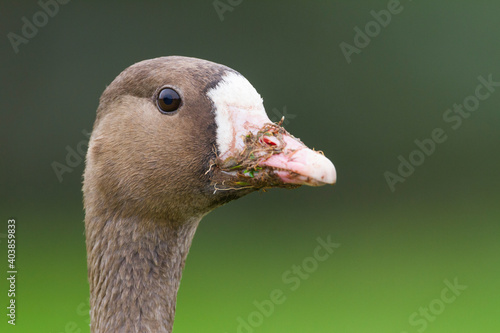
[208,71,263,109]
[207,71,272,157]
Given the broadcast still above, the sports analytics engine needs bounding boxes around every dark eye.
[157,88,181,114]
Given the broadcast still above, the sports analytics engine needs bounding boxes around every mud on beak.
[257,128,336,186]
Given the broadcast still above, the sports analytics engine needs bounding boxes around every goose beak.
[258,132,336,187]
[214,116,336,189]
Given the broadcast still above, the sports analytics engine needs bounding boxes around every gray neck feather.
[86,214,200,333]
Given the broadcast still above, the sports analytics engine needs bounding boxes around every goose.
[83,56,336,333]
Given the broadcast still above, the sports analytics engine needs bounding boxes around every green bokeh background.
[1,1,499,332]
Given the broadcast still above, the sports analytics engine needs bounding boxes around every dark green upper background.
[0,1,498,332]
[1,0,499,205]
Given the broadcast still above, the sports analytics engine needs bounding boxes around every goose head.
[83,56,336,332]
[84,56,336,224]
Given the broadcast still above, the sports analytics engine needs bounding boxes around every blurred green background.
[1,0,499,332]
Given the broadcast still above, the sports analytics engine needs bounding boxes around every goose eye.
[157,88,181,113]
